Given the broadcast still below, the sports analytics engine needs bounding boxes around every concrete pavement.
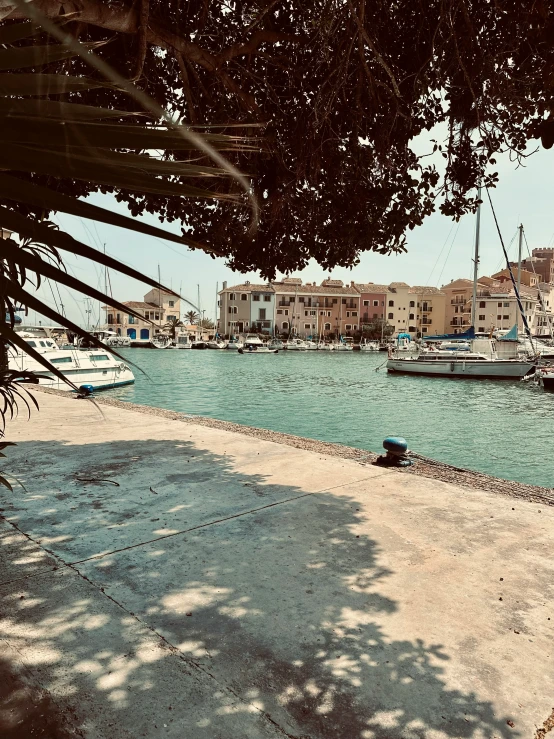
[0,391,552,738]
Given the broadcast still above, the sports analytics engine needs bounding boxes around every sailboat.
[387,189,535,379]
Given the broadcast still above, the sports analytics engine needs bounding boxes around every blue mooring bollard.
[77,384,95,398]
[376,436,414,467]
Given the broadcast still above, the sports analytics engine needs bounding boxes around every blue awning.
[425,326,475,341]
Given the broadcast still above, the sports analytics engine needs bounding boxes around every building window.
[282,322,289,329]
[346,311,350,317]
[310,310,316,316]
[353,325,357,330]
[373,300,379,306]
[264,295,271,302]
[351,312,357,317]
[345,324,352,330]
[168,300,174,307]
[229,293,236,301]
[478,326,485,332]
[373,313,378,318]
[327,311,331,316]
[497,314,501,320]
[388,300,394,307]
[116,313,121,323]
[388,312,394,319]
[107,314,114,324]
[140,328,150,340]
[478,314,485,320]
[409,301,415,308]
[421,327,427,333]
[128,315,135,324]
[304,323,310,329]
[167,315,176,322]
[503,314,509,319]
[503,302,510,307]
[127,328,136,339]
[284,309,289,316]
[277,309,283,315]
[259,309,266,320]
[228,306,238,314]
[479,301,486,308]
[363,300,369,306]
[332,299,338,304]
[253,295,260,301]
[409,313,414,320]
[498,302,502,307]
[324,323,331,330]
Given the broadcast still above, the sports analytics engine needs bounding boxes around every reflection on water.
[109,349,554,488]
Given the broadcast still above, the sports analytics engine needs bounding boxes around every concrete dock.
[0,390,552,738]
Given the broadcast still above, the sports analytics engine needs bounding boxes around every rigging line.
[493,230,518,274]
[522,229,554,340]
[485,189,534,346]
[436,221,460,287]
[424,221,455,286]
[46,277,60,314]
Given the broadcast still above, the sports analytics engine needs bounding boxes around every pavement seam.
[0,472,389,588]
[62,561,312,739]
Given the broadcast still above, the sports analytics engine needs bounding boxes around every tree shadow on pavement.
[0,437,516,738]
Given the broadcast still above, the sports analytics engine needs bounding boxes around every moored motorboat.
[238,345,278,354]
[10,332,134,391]
[359,340,380,352]
[285,339,308,350]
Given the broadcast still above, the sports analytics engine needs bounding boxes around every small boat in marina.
[151,335,172,349]
[267,339,284,349]
[225,338,243,350]
[333,338,353,351]
[285,338,308,350]
[317,342,334,350]
[207,339,226,349]
[10,332,135,391]
[305,340,319,350]
[238,345,278,354]
[359,340,380,352]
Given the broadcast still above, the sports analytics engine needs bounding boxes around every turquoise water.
[109,349,554,489]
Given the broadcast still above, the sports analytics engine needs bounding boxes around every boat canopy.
[425,326,475,341]
[497,324,518,341]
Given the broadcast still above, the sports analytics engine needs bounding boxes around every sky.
[26,139,554,328]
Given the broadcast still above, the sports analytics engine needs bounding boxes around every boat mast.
[158,264,162,334]
[470,185,482,328]
[516,224,523,330]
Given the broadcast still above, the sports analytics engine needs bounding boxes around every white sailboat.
[387,188,534,379]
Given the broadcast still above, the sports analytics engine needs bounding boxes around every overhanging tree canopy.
[2,0,553,277]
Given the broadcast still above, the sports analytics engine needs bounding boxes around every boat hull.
[387,358,534,378]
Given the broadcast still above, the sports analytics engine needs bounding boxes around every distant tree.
[362,319,394,341]
[198,317,215,330]
[185,311,199,325]
[164,317,184,339]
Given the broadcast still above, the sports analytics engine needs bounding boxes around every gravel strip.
[30,386,554,506]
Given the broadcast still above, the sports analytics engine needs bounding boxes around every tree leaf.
[0,206,182,293]
[0,21,39,45]
[0,475,13,493]
[0,173,221,253]
[0,41,103,72]
[0,73,106,96]
[3,98,145,121]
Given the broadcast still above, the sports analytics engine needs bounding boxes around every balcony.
[421,306,433,313]
[450,319,469,327]
[450,298,467,305]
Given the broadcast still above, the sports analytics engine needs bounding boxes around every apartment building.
[271,278,360,338]
[354,283,388,325]
[104,290,181,344]
[408,286,447,336]
[521,248,554,284]
[218,281,275,336]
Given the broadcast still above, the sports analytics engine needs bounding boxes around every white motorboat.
[243,333,264,347]
[285,339,308,350]
[305,340,319,350]
[359,341,380,352]
[238,345,278,354]
[267,339,284,349]
[317,342,334,351]
[151,335,172,349]
[333,341,353,351]
[175,334,192,349]
[539,367,554,391]
[225,339,243,350]
[10,333,135,391]
[207,339,226,349]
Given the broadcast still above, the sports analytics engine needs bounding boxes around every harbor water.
[109,349,554,489]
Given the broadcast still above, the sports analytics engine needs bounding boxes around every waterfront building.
[385,282,412,335]
[218,281,275,336]
[354,283,388,326]
[408,286,447,337]
[520,248,554,284]
[271,278,360,338]
[491,267,539,288]
[103,289,181,344]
